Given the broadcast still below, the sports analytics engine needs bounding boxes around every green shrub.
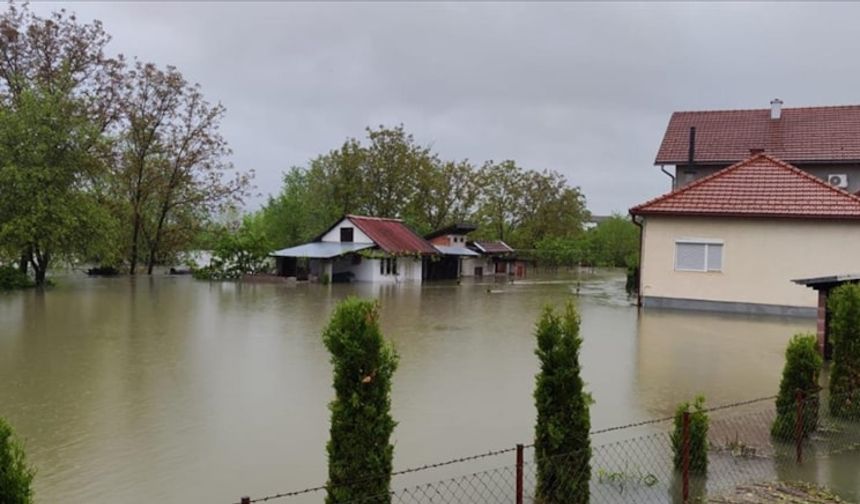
[534,302,591,504]
[323,298,398,504]
[0,266,34,291]
[0,417,35,504]
[670,396,708,475]
[771,334,821,440]
[191,220,272,281]
[828,283,860,418]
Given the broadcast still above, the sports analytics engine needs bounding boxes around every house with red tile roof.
[630,153,860,315]
[271,215,438,283]
[656,99,860,193]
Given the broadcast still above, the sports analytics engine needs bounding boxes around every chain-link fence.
[237,389,860,504]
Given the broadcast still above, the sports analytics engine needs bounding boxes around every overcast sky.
[34,2,860,215]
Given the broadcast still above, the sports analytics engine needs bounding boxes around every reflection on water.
[0,270,853,503]
[635,310,813,417]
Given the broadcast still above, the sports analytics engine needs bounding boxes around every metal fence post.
[682,411,691,504]
[795,390,805,464]
[515,444,524,504]
[241,497,250,504]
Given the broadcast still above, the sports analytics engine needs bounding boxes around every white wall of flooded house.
[460,257,494,277]
[640,216,860,308]
[319,218,373,243]
[336,256,424,282]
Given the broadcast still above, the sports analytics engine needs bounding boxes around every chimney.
[770,98,783,120]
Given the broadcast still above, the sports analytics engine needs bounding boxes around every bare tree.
[116,61,250,274]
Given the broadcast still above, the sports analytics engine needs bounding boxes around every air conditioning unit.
[828,174,849,188]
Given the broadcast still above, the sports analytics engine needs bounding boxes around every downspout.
[660,165,675,190]
[630,212,644,307]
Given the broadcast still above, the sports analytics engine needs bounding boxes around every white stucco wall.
[640,216,860,308]
[349,256,423,283]
[461,257,494,277]
[320,218,373,243]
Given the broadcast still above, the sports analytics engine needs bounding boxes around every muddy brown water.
[0,270,856,503]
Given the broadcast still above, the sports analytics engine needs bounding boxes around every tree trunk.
[18,249,30,274]
[146,203,170,275]
[30,249,49,287]
[129,209,142,274]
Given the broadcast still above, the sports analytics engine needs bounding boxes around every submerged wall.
[640,216,860,311]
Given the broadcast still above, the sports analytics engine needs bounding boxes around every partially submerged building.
[632,100,860,316]
[462,240,523,277]
[271,216,525,283]
[271,215,437,283]
[631,153,860,316]
[424,223,481,281]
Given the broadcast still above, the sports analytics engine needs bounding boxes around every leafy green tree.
[0,81,117,285]
[475,160,526,244]
[0,2,123,275]
[584,214,639,267]
[534,302,591,504]
[0,417,35,504]
[771,334,822,440]
[828,283,860,418]
[323,298,399,504]
[670,396,709,475]
[254,125,588,251]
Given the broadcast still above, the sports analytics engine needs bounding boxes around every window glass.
[340,227,354,242]
[707,244,723,271]
[675,243,706,271]
[675,241,723,272]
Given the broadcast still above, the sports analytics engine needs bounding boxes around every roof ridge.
[670,104,860,115]
[346,214,403,222]
[631,153,860,216]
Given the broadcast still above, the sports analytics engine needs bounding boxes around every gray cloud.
[34,2,860,214]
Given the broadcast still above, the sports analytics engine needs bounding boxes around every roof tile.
[631,154,860,219]
[655,105,860,164]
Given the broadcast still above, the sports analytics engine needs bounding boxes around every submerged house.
[424,224,481,280]
[631,100,860,317]
[271,215,437,283]
[462,240,523,277]
[631,153,860,316]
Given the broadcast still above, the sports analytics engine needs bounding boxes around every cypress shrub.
[534,302,591,504]
[323,298,399,504]
[0,417,35,504]
[771,334,822,440]
[670,396,708,475]
[828,283,860,419]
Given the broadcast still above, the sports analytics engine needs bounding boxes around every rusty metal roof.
[472,241,515,254]
[347,215,438,255]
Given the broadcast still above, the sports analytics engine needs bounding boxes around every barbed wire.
[239,446,518,503]
[238,394,785,503]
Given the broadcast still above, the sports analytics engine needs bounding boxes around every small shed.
[792,273,860,360]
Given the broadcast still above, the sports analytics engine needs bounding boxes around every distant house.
[461,240,525,277]
[630,154,860,316]
[424,223,481,280]
[584,214,610,230]
[271,215,438,283]
[655,100,860,191]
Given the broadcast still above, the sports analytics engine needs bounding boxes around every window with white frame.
[675,240,723,272]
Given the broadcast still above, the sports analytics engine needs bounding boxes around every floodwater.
[0,269,853,503]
